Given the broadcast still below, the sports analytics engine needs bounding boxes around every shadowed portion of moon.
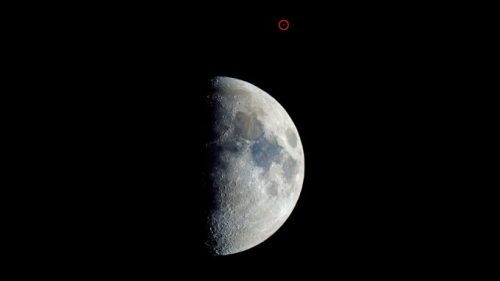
[203,76,305,256]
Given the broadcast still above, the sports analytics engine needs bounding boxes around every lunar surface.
[204,76,305,255]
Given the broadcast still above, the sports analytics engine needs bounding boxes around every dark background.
[12,4,478,277]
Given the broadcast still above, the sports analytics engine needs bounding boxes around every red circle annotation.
[278,19,289,31]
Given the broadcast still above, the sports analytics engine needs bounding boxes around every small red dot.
[278,19,289,31]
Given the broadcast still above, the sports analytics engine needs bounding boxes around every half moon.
[204,76,305,256]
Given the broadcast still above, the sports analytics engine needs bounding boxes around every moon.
[204,76,305,256]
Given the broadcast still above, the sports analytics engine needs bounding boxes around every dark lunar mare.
[251,135,283,171]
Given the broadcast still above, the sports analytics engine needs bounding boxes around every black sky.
[24,4,471,277]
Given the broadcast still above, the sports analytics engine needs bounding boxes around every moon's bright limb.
[205,76,305,256]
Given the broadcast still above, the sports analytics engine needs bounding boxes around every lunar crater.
[282,156,299,182]
[267,181,279,196]
[286,128,298,148]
